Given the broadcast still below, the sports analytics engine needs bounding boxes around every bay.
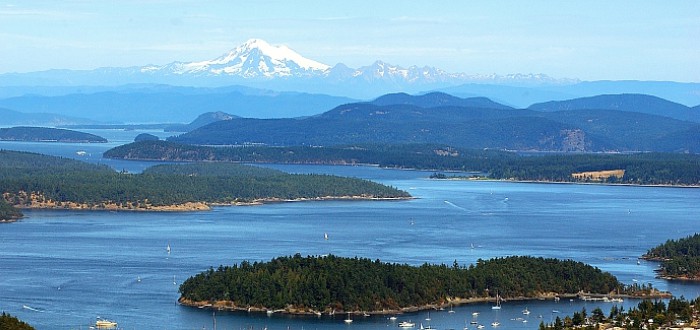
[1,130,699,330]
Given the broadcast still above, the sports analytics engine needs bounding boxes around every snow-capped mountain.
[144,39,330,78]
[139,39,566,85]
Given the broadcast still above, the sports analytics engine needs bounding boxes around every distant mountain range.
[0,85,355,123]
[2,39,698,107]
[167,92,700,153]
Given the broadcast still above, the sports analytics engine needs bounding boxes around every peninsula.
[0,199,22,222]
[178,254,667,315]
[0,150,410,212]
[0,126,107,143]
[642,233,700,280]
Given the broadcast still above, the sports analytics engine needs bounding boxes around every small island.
[178,254,667,315]
[1,150,410,212]
[0,126,107,143]
[642,233,700,280]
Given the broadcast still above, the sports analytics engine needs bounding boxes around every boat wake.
[22,305,43,312]
[444,200,467,211]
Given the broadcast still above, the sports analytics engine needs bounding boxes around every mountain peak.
[171,39,330,77]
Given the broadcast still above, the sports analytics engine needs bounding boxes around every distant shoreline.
[434,177,700,189]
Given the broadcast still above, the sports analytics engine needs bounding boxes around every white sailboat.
[344,312,353,323]
[491,292,501,310]
[167,242,171,254]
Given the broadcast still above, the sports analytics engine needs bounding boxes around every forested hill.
[164,93,700,153]
[0,126,107,143]
[178,254,657,314]
[1,150,409,211]
[643,234,700,280]
[528,93,700,123]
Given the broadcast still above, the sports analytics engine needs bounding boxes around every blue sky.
[1,0,698,82]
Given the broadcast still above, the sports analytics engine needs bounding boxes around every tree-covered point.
[643,233,700,279]
[104,141,700,186]
[178,254,645,313]
[0,126,107,143]
[0,312,35,330]
[540,297,700,330]
[0,198,23,221]
[1,150,409,209]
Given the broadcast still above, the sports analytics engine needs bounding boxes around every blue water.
[1,130,699,330]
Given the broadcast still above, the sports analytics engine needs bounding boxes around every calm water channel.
[1,130,699,330]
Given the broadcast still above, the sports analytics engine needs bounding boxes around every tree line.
[178,254,652,313]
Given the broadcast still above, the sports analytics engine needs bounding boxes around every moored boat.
[398,321,416,328]
[95,318,117,328]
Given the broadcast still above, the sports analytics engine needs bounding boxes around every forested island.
[105,141,700,186]
[178,254,667,314]
[0,150,409,211]
[642,234,700,280]
[540,297,700,330]
[0,126,107,143]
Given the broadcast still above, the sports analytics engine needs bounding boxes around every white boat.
[76,151,87,156]
[95,318,117,328]
[522,308,530,315]
[324,233,329,240]
[389,316,398,321]
[472,312,480,316]
[491,321,500,327]
[344,312,353,323]
[398,321,416,328]
[448,304,455,313]
[477,325,485,329]
[491,292,501,310]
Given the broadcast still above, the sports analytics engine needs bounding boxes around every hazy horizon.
[1,1,698,82]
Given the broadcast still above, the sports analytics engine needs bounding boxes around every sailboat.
[324,233,329,240]
[449,304,455,313]
[491,292,501,310]
[344,312,353,323]
[167,242,171,254]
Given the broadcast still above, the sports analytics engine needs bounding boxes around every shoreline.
[179,291,672,316]
[434,177,700,189]
[110,156,700,188]
[10,195,413,213]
